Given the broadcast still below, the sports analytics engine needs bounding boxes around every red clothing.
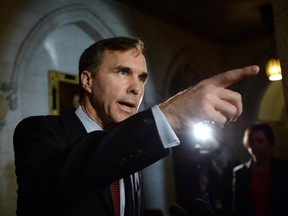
[250,170,271,216]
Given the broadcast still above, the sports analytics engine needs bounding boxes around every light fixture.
[266,58,282,81]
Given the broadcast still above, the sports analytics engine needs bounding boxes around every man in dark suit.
[13,37,259,216]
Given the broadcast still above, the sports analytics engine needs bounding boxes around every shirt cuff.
[151,105,180,148]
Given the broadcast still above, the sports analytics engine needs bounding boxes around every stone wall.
[273,0,288,113]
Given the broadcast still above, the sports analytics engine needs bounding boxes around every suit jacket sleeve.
[13,108,171,200]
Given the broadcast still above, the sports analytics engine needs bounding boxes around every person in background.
[205,143,237,216]
[232,122,288,216]
[13,36,259,216]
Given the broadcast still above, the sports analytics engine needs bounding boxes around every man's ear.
[81,70,93,93]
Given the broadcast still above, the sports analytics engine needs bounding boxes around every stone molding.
[0,82,17,129]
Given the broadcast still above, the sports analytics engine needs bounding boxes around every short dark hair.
[243,122,276,147]
[78,36,145,100]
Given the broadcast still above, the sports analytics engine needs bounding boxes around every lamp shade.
[266,58,282,81]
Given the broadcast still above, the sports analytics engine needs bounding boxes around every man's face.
[89,48,148,127]
[248,130,273,159]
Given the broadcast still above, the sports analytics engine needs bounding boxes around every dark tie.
[110,180,120,216]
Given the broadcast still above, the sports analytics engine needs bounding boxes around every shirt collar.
[75,105,103,132]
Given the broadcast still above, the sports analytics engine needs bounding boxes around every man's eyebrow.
[115,65,129,70]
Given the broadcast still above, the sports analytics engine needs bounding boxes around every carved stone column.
[0,82,17,129]
[272,0,288,115]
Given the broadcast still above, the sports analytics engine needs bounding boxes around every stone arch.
[162,46,209,99]
[258,81,286,122]
[11,3,115,84]
[257,80,288,159]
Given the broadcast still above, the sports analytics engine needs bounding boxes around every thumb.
[211,65,260,88]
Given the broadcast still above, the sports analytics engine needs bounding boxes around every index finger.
[211,65,260,88]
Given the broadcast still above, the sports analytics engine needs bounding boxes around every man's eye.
[139,75,148,83]
[119,69,129,75]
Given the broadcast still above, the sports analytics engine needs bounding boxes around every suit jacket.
[13,108,171,216]
[232,158,288,216]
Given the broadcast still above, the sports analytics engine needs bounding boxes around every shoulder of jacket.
[233,160,251,172]
[17,114,59,126]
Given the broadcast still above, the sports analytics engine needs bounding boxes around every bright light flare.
[193,121,213,141]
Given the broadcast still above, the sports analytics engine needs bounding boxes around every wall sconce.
[266,58,282,81]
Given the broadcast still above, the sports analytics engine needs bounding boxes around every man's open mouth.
[118,101,135,108]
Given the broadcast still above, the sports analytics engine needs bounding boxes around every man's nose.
[127,80,142,95]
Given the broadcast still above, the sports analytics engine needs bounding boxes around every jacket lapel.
[61,108,87,145]
[61,108,116,215]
